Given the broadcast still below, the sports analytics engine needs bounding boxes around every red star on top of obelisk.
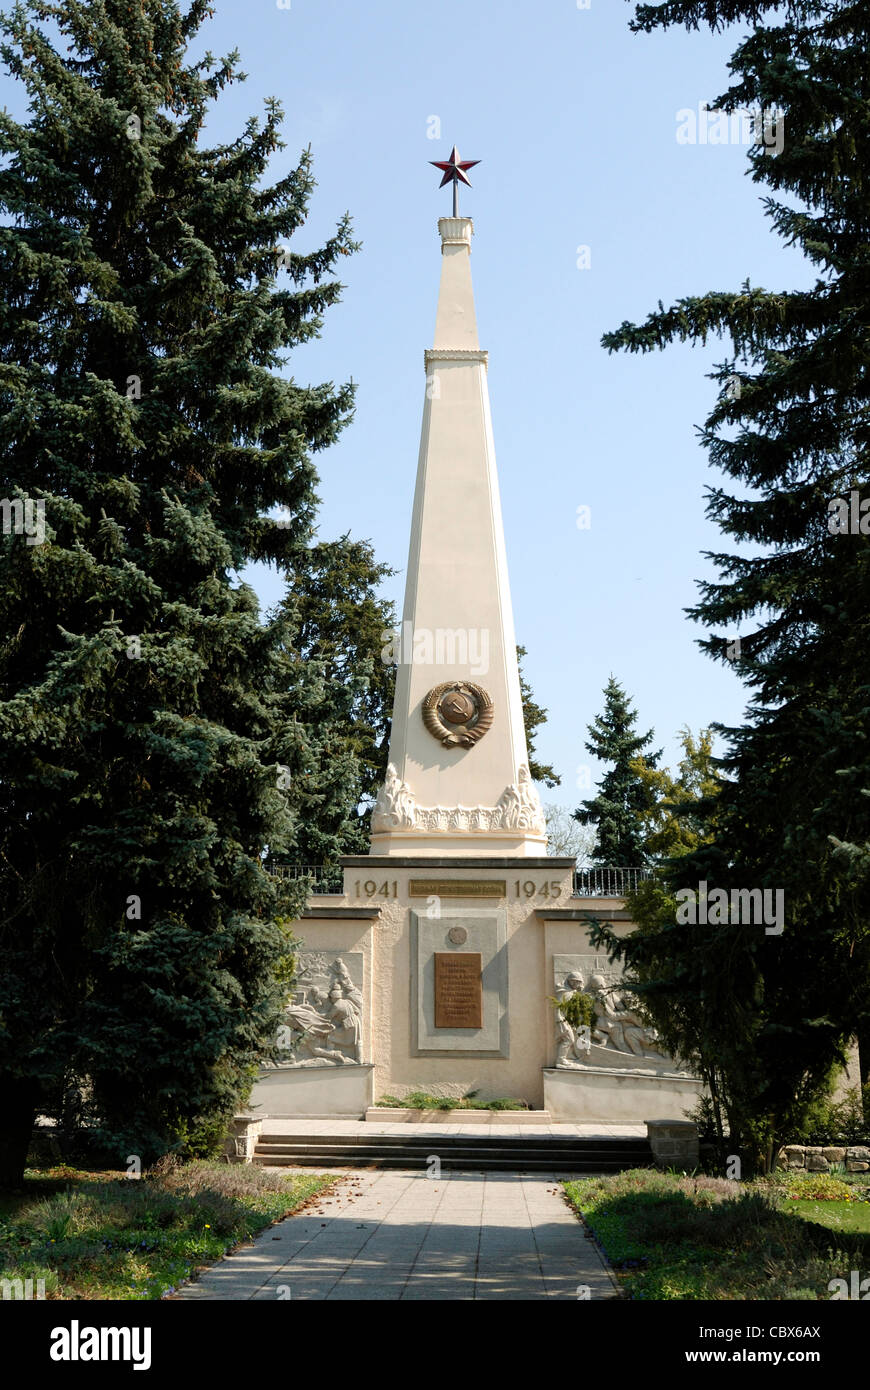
[430,145,480,216]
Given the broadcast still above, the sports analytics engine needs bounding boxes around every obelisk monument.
[249,156,702,1124]
[371,148,546,856]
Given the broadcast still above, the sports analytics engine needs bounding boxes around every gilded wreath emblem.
[422,681,494,748]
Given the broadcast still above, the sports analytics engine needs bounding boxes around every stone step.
[253,1134,654,1172]
[255,1148,649,1162]
[254,1145,647,1156]
[256,1132,652,1150]
[253,1151,646,1173]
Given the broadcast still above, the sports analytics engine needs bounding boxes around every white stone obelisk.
[370,216,546,856]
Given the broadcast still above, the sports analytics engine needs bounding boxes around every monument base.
[543,1066,704,1124]
[248,1063,374,1117]
[365,1107,552,1124]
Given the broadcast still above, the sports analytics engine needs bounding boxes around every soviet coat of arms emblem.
[422,681,494,748]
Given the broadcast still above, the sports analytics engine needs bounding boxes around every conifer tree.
[277,536,397,857]
[574,676,661,864]
[631,727,722,861]
[595,0,870,1152]
[517,645,560,788]
[0,0,358,1183]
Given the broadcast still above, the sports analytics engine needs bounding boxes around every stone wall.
[777,1144,870,1174]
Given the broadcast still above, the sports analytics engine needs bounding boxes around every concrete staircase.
[253,1131,654,1174]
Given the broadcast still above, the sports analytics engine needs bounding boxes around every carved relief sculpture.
[552,957,688,1075]
[553,969,592,1069]
[587,972,669,1061]
[276,954,364,1067]
[372,762,546,836]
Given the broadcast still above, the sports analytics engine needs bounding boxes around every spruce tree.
[574,676,661,865]
[276,536,397,858]
[597,0,870,1149]
[0,0,358,1183]
[516,645,560,788]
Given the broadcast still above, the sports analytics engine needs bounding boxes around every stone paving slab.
[255,1118,646,1139]
[173,1168,620,1302]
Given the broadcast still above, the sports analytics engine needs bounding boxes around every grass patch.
[786,1201,870,1235]
[0,1161,337,1300]
[563,1168,870,1301]
[375,1091,528,1111]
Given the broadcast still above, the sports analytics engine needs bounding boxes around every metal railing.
[266,862,344,894]
[572,866,654,898]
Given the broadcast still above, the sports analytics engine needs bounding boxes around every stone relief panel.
[274,951,365,1068]
[552,954,689,1076]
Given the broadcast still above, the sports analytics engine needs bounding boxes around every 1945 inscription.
[434,952,483,1029]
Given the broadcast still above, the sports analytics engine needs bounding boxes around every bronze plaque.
[434,952,482,1029]
[409,880,506,899]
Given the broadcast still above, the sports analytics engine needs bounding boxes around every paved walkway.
[174,1168,620,1301]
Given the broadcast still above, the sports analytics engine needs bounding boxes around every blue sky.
[15,1,813,804]
[197,0,812,803]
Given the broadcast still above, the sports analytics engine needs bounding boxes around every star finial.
[430,145,480,216]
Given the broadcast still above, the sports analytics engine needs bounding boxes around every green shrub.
[162,1110,234,1162]
[375,1091,528,1111]
[688,1094,721,1146]
[22,1190,100,1239]
[551,991,597,1032]
[769,1172,854,1202]
[0,1262,60,1298]
[154,1159,300,1200]
[799,1085,869,1146]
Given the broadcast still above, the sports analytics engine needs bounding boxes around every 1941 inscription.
[434,952,483,1029]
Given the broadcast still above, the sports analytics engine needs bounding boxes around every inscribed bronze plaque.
[409,880,506,899]
[434,952,483,1029]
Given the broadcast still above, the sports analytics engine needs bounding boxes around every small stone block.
[647,1121,697,1137]
[806,1154,830,1172]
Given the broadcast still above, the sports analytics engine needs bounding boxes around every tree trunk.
[0,1076,38,1187]
[762,1136,774,1176]
[856,1025,869,1087]
[707,1067,726,1162]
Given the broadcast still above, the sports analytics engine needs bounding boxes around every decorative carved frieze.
[371,762,546,836]
[424,348,489,366]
